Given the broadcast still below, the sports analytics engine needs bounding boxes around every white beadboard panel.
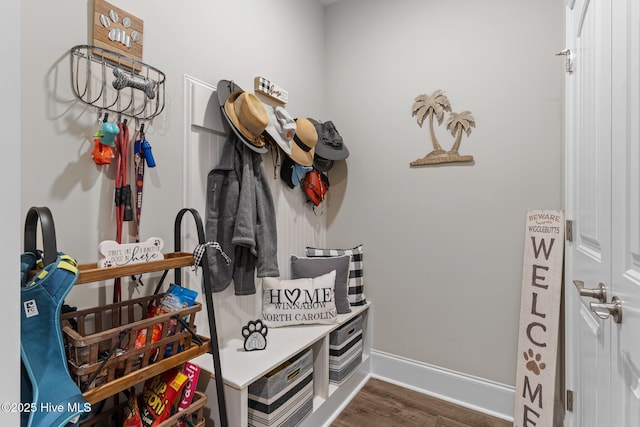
[182,75,326,345]
[183,75,226,212]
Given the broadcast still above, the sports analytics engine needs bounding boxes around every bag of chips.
[122,387,142,427]
[177,362,201,427]
[139,368,189,427]
[134,284,199,360]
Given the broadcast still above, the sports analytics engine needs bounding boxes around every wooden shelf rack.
[67,208,228,426]
[76,252,194,284]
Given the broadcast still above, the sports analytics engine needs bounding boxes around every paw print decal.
[99,8,140,49]
[242,319,268,352]
[524,349,546,375]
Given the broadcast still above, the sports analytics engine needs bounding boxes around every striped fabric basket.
[248,347,313,427]
[329,315,363,384]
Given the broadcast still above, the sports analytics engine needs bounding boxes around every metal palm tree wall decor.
[411,90,476,166]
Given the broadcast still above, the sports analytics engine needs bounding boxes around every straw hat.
[289,118,318,167]
[217,79,269,153]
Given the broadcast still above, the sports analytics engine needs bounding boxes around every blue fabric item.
[20,354,33,427]
[20,252,88,427]
[20,252,37,286]
[292,164,313,187]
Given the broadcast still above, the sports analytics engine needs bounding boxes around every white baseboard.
[370,350,515,422]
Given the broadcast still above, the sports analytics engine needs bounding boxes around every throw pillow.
[305,244,366,306]
[291,255,351,314]
[262,271,337,328]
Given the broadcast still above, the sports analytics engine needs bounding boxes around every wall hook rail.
[70,44,166,121]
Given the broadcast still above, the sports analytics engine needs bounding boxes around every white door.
[610,0,640,425]
[564,0,611,425]
[565,0,640,426]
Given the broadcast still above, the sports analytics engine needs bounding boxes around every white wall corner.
[370,350,515,422]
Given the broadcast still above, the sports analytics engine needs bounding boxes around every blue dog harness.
[20,252,88,427]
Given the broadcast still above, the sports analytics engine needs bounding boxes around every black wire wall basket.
[70,44,166,121]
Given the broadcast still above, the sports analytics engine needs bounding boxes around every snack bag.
[179,363,201,409]
[134,285,198,360]
[159,284,198,313]
[140,368,189,427]
[122,387,143,427]
[134,305,164,351]
[160,284,198,357]
[176,362,201,427]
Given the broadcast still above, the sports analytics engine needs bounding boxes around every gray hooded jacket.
[205,135,279,295]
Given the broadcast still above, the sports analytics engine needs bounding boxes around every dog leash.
[114,119,131,242]
[82,327,131,391]
[131,123,159,292]
[129,124,146,292]
[113,119,132,302]
[134,124,146,240]
[133,122,156,241]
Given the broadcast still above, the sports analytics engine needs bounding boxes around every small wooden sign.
[254,76,288,104]
[98,237,164,268]
[514,210,564,427]
[410,90,476,167]
[92,0,144,67]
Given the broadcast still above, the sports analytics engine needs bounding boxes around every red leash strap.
[113,120,131,302]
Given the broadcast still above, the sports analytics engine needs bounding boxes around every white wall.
[323,0,564,387]
[2,0,20,424]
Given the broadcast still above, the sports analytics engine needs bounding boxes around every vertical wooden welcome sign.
[514,210,564,427]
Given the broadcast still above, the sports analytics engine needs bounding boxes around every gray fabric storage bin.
[329,315,363,384]
[248,347,314,427]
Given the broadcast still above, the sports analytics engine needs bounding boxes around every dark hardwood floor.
[331,377,512,427]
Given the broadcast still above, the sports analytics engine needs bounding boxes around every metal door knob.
[573,280,607,303]
[555,48,573,74]
[589,296,623,324]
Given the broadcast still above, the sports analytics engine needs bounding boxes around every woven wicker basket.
[61,293,201,392]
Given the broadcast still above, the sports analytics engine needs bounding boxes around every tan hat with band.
[217,79,269,153]
[289,118,318,167]
[224,90,268,149]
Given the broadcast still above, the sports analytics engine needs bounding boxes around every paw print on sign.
[99,8,140,49]
[242,319,268,352]
[524,349,546,375]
